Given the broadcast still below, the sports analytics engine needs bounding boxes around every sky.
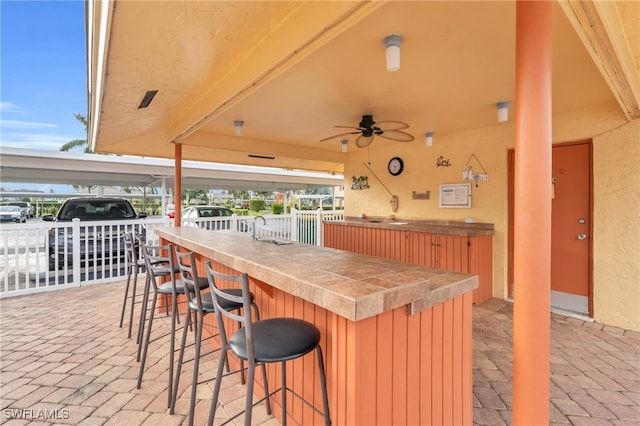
[1,0,86,190]
[0,0,86,150]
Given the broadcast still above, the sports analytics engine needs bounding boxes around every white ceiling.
[90,1,633,173]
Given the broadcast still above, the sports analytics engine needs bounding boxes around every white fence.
[0,209,343,298]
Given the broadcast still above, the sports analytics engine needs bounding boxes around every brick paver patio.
[1,280,638,425]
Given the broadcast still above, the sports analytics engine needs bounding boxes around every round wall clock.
[388,157,404,176]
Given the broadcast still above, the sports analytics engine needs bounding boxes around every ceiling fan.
[320,114,414,148]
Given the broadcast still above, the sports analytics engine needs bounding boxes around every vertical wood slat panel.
[392,308,408,425]
[431,302,444,424]
[470,235,493,304]
[406,311,422,425]
[376,311,393,424]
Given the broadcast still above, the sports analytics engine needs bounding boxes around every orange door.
[508,142,592,315]
[550,143,591,314]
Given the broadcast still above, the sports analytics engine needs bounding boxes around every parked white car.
[0,206,27,223]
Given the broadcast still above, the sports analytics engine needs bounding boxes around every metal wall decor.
[351,176,369,190]
[436,156,451,167]
[461,153,489,186]
[362,161,399,213]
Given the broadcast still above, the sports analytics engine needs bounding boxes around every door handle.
[577,234,587,240]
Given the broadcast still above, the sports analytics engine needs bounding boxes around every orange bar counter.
[157,227,478,425]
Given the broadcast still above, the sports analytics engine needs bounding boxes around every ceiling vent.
[138,90,158,109]
[248,154,275,160]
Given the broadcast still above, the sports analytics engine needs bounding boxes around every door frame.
[507,140,594,316]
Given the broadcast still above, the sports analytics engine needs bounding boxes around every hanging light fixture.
[341,139,348,153]
[234,120,244,136]
[496,102,510,123]
[425,132,434,147]
[383,34,403,72]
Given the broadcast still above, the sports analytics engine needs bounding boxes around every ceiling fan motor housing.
[359,114,376,128]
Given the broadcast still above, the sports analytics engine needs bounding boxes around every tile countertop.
[156,227,478,322]
[330,217,495,236]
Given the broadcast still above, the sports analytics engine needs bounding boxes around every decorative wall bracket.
[462,153,489,186]
[351,176,369,190]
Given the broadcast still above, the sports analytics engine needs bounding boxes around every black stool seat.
[231,318,320,363]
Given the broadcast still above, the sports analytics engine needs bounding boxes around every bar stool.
[205,261,331,426]
[119,232,145,338]
[136,241,207,408]
[170,248,261,426]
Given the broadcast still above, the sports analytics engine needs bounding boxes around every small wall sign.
[412,190,430,200]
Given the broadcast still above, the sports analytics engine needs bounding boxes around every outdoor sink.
[257,238,294,245]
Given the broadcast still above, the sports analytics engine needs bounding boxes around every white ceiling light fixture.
[425,132,434,147]
[234,120,244,136]
[383,34,403,72]
[496,101,510,123]
[341,139,348,153]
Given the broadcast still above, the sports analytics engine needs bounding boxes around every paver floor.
[1,281,638,425]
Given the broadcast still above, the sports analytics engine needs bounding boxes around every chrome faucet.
[252,215,266,240]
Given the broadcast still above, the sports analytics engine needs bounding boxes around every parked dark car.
[43,197,147,270]
[0,206,27,223]
[182,206,247,231]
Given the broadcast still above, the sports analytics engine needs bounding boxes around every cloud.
[0,119,58,129]
[0,132,75,150]
[0,102,24,113]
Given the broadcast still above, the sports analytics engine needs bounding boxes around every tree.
[60,113,95,193]
[60,113,91,153]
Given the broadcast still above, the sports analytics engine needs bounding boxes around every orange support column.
[174,143,182,227]
[513,1,552,425]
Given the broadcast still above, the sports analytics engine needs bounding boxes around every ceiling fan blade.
[355,134,374,148]
[378,130,415,142]
[333,125,365,130]
[320,131,360,142]
[374,121,409,131]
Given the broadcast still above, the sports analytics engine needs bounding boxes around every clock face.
[388,157,404,176]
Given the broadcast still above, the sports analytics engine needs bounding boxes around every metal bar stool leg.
[136,274,152,362]
[281,361,288,426]
[170,305,192,414]
[316,346,331,426]
[137,290,157,389]
[126,262,139,338]
[119,263,133,329]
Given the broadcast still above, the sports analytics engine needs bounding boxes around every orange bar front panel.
[176,243,475,426]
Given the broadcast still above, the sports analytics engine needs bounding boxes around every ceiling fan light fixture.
[383,34,403,72]
[234,120,244,136]
[425,132,434,147]
[496,101,510,123]
[341,139,348,153]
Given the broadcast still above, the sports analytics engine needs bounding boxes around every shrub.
[248,199,265,212]
[271,203,284,215]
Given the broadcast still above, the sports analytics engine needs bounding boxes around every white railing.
[0,209,343,298]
